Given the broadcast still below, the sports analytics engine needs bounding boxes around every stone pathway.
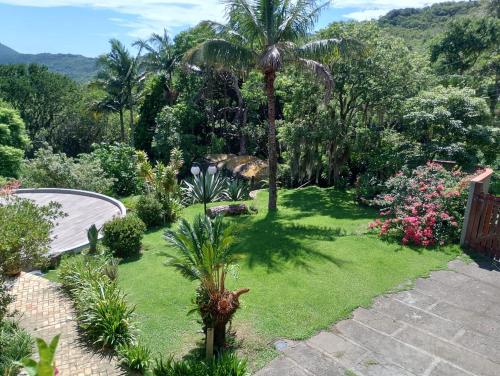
[256,259,500,376]
[9,272,123,376]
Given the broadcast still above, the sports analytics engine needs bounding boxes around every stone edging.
[15,188,126,258]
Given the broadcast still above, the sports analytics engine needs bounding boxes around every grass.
[116,187,460,370]
[46,187,461,370]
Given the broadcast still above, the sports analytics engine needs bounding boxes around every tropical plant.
[225,179,250,201]
[59,254,136,349]
[102,215,146,258]
[152,352,248,376]
[95,39,141,144]
[164,215,249,349]
[0,194,64,275]
[185,0,354,209]
[134,29,179,105]
[0,320,33,376]
[117,342,152,374]
[87,224,100,255]
[182,173,227,205]
[369,162,475,246]
[20,335,59,376]
[137,149,183,223]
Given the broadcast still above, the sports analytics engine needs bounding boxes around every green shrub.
[21,147,115,195]
[58,255,136,349]
[152,353,248,376]
[0,105,28,178]
[117,342,152,374]
[136,195,164,228]
[89,143,141,196]
[102,215,146,258]
[0,320,33,376]
[0,195,63,275]
[0,146,24,178]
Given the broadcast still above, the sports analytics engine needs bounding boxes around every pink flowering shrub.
[369,162,477,247]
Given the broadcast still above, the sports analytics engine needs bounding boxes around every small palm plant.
[164,215,249,350]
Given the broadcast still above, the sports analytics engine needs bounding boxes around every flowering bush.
[369,162,477,247]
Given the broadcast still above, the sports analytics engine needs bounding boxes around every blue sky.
[0,0,448,57]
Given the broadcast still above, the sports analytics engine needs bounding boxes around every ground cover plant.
[114,188,460,370]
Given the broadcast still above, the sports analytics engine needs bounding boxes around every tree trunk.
[119,108,125,142]
[213,322,226,350]
[265,70,278,210]
[129,88,135,147]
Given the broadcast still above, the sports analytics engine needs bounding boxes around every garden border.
[15,188,126,257]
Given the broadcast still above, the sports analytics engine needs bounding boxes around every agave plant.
[164,215,249,350]
[182,173,228,205]
[225,179,250,201]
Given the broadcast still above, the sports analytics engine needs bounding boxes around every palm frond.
[278,0,330,41]
[296,58,333,102]
[184,39,255,71]
[224,0,265,44]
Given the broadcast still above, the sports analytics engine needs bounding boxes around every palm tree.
[164,215,249,350]
[96,39,141,145]
[134,30,178,104]
[185,0,348,210]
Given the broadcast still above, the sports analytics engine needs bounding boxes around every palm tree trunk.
[265,70,278,210]
[129,87,135,147]
[129,106,135,147]
[119,108,125,142]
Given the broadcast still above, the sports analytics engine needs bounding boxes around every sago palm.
[185,0,348,210]
[164,215,249,349]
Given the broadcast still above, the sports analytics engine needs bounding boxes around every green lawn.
[112,187,461,370]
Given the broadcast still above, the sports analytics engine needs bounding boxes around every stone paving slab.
[9,272,123,376]
[256,259,500,376]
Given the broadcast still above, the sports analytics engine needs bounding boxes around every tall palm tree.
[185,0,347,210]
[96,39,141,145]
[134,29,179,105]
[164,214,249,349]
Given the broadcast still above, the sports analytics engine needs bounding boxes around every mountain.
[0,43,98,82]
[377,1,490,49]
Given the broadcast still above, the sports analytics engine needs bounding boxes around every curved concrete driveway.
[15,188,126,257]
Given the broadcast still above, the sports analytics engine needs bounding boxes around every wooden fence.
[461,168,500,258]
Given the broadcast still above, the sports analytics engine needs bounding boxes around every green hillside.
[378,1,490,49]
[0,43,98,82]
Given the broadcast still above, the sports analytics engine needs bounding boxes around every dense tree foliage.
[0,104,28,177]
[0,0,497,204]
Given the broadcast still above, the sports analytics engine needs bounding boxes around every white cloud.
[342,9,389,21]
[0,0,458,38]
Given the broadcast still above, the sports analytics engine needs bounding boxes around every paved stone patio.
[9,272,123,376]
[256,259,500,376]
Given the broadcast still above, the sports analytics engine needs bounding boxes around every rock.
[207,204,249,218]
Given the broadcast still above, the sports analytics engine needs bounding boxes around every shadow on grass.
[279,186,377,221]
[233,211,348,272]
